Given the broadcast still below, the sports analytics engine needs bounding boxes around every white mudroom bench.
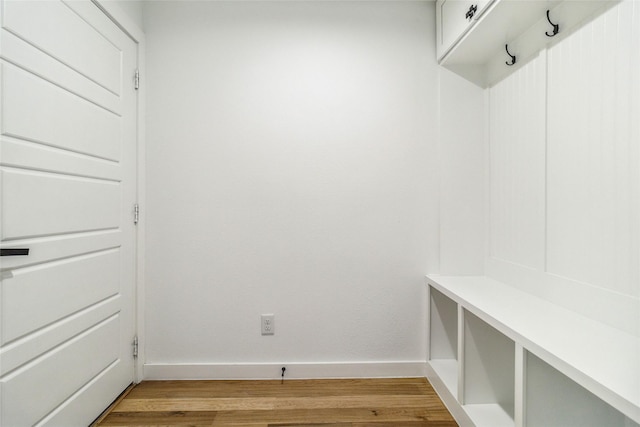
[425,275,640,427]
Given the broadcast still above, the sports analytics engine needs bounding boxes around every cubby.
[525,352,635,427]
[429,288,459,395]
[425,275,640,427]
[462,310,514,426]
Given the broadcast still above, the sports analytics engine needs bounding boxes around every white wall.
[486,0,640,336]
[438,69,485,275]
[143,1,442,376]
[108,0,144,30]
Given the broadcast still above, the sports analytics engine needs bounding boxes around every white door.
[0,0,138,425]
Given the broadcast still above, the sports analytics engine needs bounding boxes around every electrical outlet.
[261,314,274,335]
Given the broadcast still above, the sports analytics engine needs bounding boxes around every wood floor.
[96,378,458,426]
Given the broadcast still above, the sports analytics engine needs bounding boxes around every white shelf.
[438,0,621,88]
[464,403,514,427]
[426,275,640,425]
[440,0,557,65]
[429,359,458,397]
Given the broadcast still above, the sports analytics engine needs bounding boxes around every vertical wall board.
[487,53,546,271]
[485,0,639,336]
[546,0,640,300]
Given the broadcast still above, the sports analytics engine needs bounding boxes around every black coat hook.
[545,10,559,37]
[505,44,516,66]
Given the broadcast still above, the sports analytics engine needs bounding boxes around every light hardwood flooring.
[96,378,458,426]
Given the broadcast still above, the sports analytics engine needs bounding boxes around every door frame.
[92,0,146,383]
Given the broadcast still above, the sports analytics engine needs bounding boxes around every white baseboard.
[143,361,427,380]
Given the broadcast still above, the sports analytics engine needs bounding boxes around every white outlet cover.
[261,314,274,335]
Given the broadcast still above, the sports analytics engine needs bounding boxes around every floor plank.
[99,411,217,426]
[97,378,457,426]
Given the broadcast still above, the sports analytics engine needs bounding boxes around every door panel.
[0,298,120,376]
[2,316,120,426]
[2,249,120,344]
[0,230,121,272]
[2,0,122,94]
[2,63,121,160]
[2,168,121,240]
[1,29,120,113]
[1,137,121,181]
[0,0,137,425]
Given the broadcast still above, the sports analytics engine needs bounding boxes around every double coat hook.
[546,10,559,37]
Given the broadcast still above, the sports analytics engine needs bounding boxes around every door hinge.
[133,336,139,358]
[134,69,140,90]
[134,203,140,225]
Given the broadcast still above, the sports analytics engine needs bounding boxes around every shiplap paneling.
[488,53,546,270]
[546,0,640,300]
[485,0,639,336]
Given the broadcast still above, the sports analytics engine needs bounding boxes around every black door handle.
[1,248,30,256]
